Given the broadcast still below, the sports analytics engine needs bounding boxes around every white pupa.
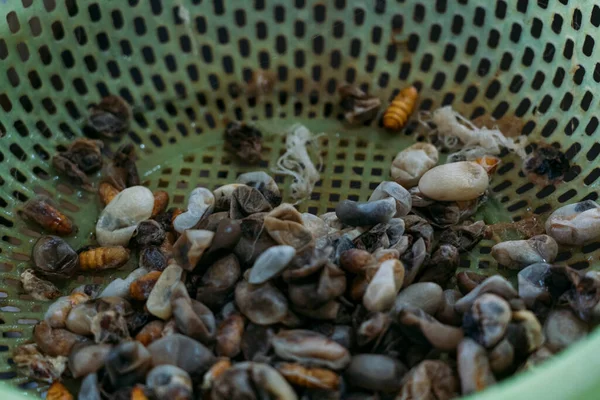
[272,124,323,204]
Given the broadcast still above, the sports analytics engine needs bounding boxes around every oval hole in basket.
[17,318,39,325]
[2,331,22,339]
[0,263,13,273]
[0,306,20,313]
[58,199,79,213]
[19,381,38,390]
[2,236,21,246]
[0,372,17,380]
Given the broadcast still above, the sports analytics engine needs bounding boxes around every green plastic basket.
[1,0,600,398]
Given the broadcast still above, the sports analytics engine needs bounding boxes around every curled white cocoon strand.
[271,124,323,204]
[420,106,527,162]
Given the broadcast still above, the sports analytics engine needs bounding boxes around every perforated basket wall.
[1,0,600,397]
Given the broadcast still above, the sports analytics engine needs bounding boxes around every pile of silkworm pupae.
[12,94,600,400]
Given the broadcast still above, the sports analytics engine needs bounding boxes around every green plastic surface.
[1,0,599,398]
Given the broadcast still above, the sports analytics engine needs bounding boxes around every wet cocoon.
[368,181,412,217]
[418,161,489,202]
[248,245,296,284]
[96,186,154,246]
[391,143,439,188]
[173,188,215,233]
[491,235,558,270]
[146,264,184,320]
[363,259,404,312]
[545,200,600,245]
